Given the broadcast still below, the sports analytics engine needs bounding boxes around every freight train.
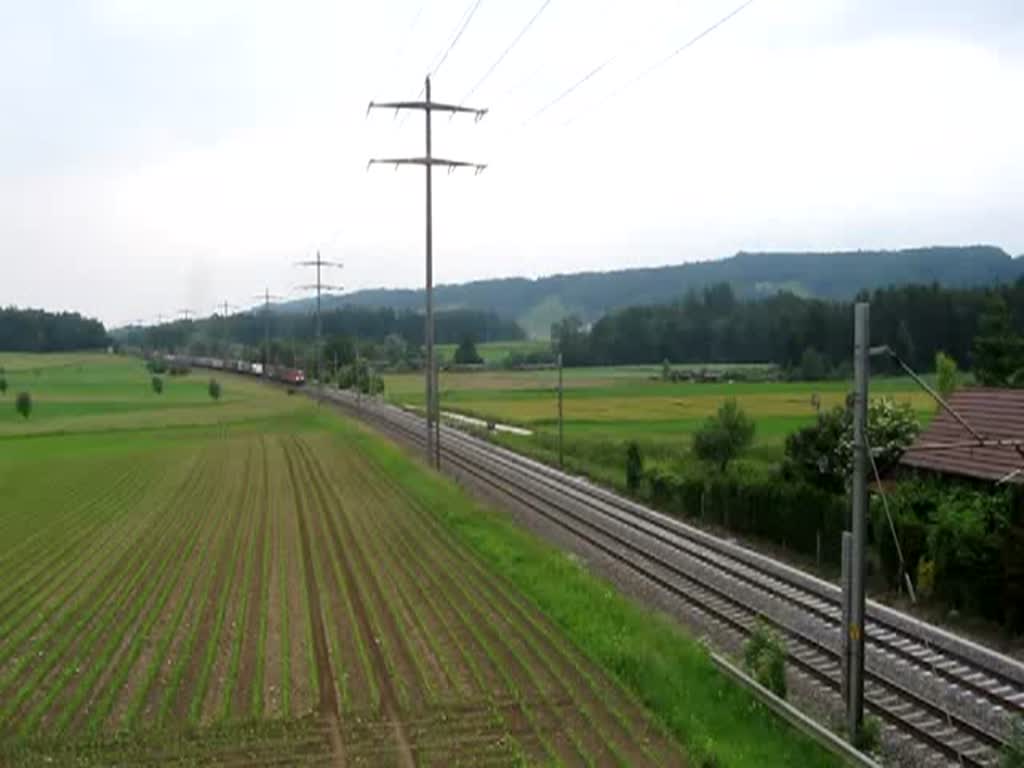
[161,354,306,385]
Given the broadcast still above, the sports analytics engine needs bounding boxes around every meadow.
[384,365,935,488]
[0,352,836,766]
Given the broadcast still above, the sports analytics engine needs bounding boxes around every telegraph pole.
[844,302,869,742]
[367,75,487,469]
[253,289,284,376]
[296,251,343,404]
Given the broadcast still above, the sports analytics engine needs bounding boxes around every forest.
[117,305,524,359]
[0,307,109,352]
[553,279,1024,376]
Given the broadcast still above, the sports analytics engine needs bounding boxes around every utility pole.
[253,289,284,376]
[844,302,869,743]
[367,75,487,469]
[297,251,343,405]
[557,352,564,468]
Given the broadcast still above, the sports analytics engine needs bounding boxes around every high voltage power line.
[523,0,756,127]
[563,0,757,126]
[429,0,486,77]
[459,0,554,104]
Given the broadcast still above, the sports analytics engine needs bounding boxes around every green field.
[0,352,837,766]
[384,366,934,487]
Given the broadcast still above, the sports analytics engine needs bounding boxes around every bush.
[453,337,483,365]
[146,358,167,374]
[783,396,919,492]
[743,621,787,698]
[1003,718,1024,768]
[208,378,221,401]
[854,716,882,753]
[151,376,164,395]
[15,391,31,419]
[639,464,846,565]
[692,398,755,472]
[0,376,6,395]
[625,442,643,494]
[935,350,960,401]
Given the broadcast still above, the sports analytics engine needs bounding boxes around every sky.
[2,0,1023,326]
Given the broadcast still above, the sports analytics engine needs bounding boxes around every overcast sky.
[2,0,1022,326]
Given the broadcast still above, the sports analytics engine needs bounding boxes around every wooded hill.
[279,245,1024,338]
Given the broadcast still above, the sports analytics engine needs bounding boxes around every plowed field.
[0,361,684,765]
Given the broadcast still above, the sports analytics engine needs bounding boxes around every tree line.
[553,279,1024,376]
[119,306,524,358]
[0,307,109,352]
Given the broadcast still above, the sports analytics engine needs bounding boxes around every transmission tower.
[296,251,343,403]
[252,288,285,377]
[367,75,487,469]
[215,301,240,356]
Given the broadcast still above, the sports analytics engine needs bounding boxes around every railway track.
[325,390,1024,766]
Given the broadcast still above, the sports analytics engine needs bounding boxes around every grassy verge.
[328,412,838,768]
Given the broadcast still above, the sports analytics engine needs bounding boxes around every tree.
[935,351,960,401]
[0,376,7,396]
[15,391,31,419]
[151,376,164,395]
[799,347,827,381]
[208,378,221,401]
[453,336,483,365]
[972,295,1024,387]
[783,395,919,492]
[625,441,643,493]
[692,398,755,472]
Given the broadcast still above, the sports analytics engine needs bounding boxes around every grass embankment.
[337,415,839,767]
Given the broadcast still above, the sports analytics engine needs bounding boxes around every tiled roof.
[900,388,1024,483]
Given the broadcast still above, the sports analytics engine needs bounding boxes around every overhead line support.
[367,75,487,469]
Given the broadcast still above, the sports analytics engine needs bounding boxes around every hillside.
[281,245,1023,338]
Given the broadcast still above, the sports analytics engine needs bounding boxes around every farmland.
[0,353,837,766]
[383,365,934,487]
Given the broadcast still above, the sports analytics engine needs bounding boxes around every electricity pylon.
[367,75,487,468]
[296,251,343,403]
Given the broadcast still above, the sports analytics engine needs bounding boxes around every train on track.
[159,354,306,386]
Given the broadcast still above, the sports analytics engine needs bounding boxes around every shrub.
[783,396,919,492]
[854,716,882,753]
[151,376,164,395]
[208,378,221,401]
[146,358,167,374]
[743,621,787,698]
[935,351,960,401]
[0,376,6,395]
[915,558,935,600]
[1003,718,1024,768]
[15,391,32,419]
[453,337,483,365]
[625,442,643,494]
[692,398,755,472]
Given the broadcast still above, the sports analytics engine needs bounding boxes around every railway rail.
[324,389,1024,767]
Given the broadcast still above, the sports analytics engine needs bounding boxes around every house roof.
[900,387,1024,484]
